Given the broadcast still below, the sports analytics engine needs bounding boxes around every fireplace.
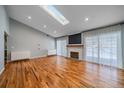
[70,51,79,59]
[67,44,83,60]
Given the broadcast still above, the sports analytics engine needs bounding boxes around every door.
[57,40,61,55]
[57,39,67,57]
[61,40,67,57]
[4,32,8,65]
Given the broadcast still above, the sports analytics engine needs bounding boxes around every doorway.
[4,32,8,65]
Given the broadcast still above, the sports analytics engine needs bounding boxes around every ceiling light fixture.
[40,5,69,26]
[27,16,32,20]
[84,17,89,21]
[43,25,47,28]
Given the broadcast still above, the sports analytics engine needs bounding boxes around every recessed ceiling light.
[27,16,32,20]
[85,17,89,21]
[54,30,57,33]
[40,5,69,26]
[43,25,47,28]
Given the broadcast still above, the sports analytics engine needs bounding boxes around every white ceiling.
[6,5,124,37]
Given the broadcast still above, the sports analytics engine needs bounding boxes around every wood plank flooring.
[0,56,124,88]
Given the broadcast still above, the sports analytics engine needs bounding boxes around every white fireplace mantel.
[67,44,83,47]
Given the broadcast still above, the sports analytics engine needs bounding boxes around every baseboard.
[47,54,57,57]
[8,55,47,63]
[0,67,5,75]
[10,58,30,62]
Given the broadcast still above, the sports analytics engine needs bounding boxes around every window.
[41,5,69,25]
[84,25,122,68]
[57,38,67,57]
[85,36,98,63]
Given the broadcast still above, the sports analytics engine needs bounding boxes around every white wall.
[0,6,9,34]
[0,6,9,74]
[0,28,4,74]
[121,24,124,68]
[8,19,55,59]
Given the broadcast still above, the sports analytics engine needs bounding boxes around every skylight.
[40,5,69,25]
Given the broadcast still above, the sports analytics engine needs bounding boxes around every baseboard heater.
[11,51,30,61]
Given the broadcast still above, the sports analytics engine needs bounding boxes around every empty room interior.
[1,5,124,88]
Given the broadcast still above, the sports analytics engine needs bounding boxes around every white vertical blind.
[57,37,67,57]
[57,40,61,55]
[84,25,122,68]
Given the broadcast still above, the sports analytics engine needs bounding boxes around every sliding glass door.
[57,38,67,57]
[85,35,98,63]
[84,25,122,68]
[99,32,119,67]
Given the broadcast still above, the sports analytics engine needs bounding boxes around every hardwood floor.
[0,56,124,88]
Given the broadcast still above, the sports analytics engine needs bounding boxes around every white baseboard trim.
[8,55,47,62]
[0,67,5,75]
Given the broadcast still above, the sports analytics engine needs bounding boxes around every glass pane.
[99,33,117,67]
